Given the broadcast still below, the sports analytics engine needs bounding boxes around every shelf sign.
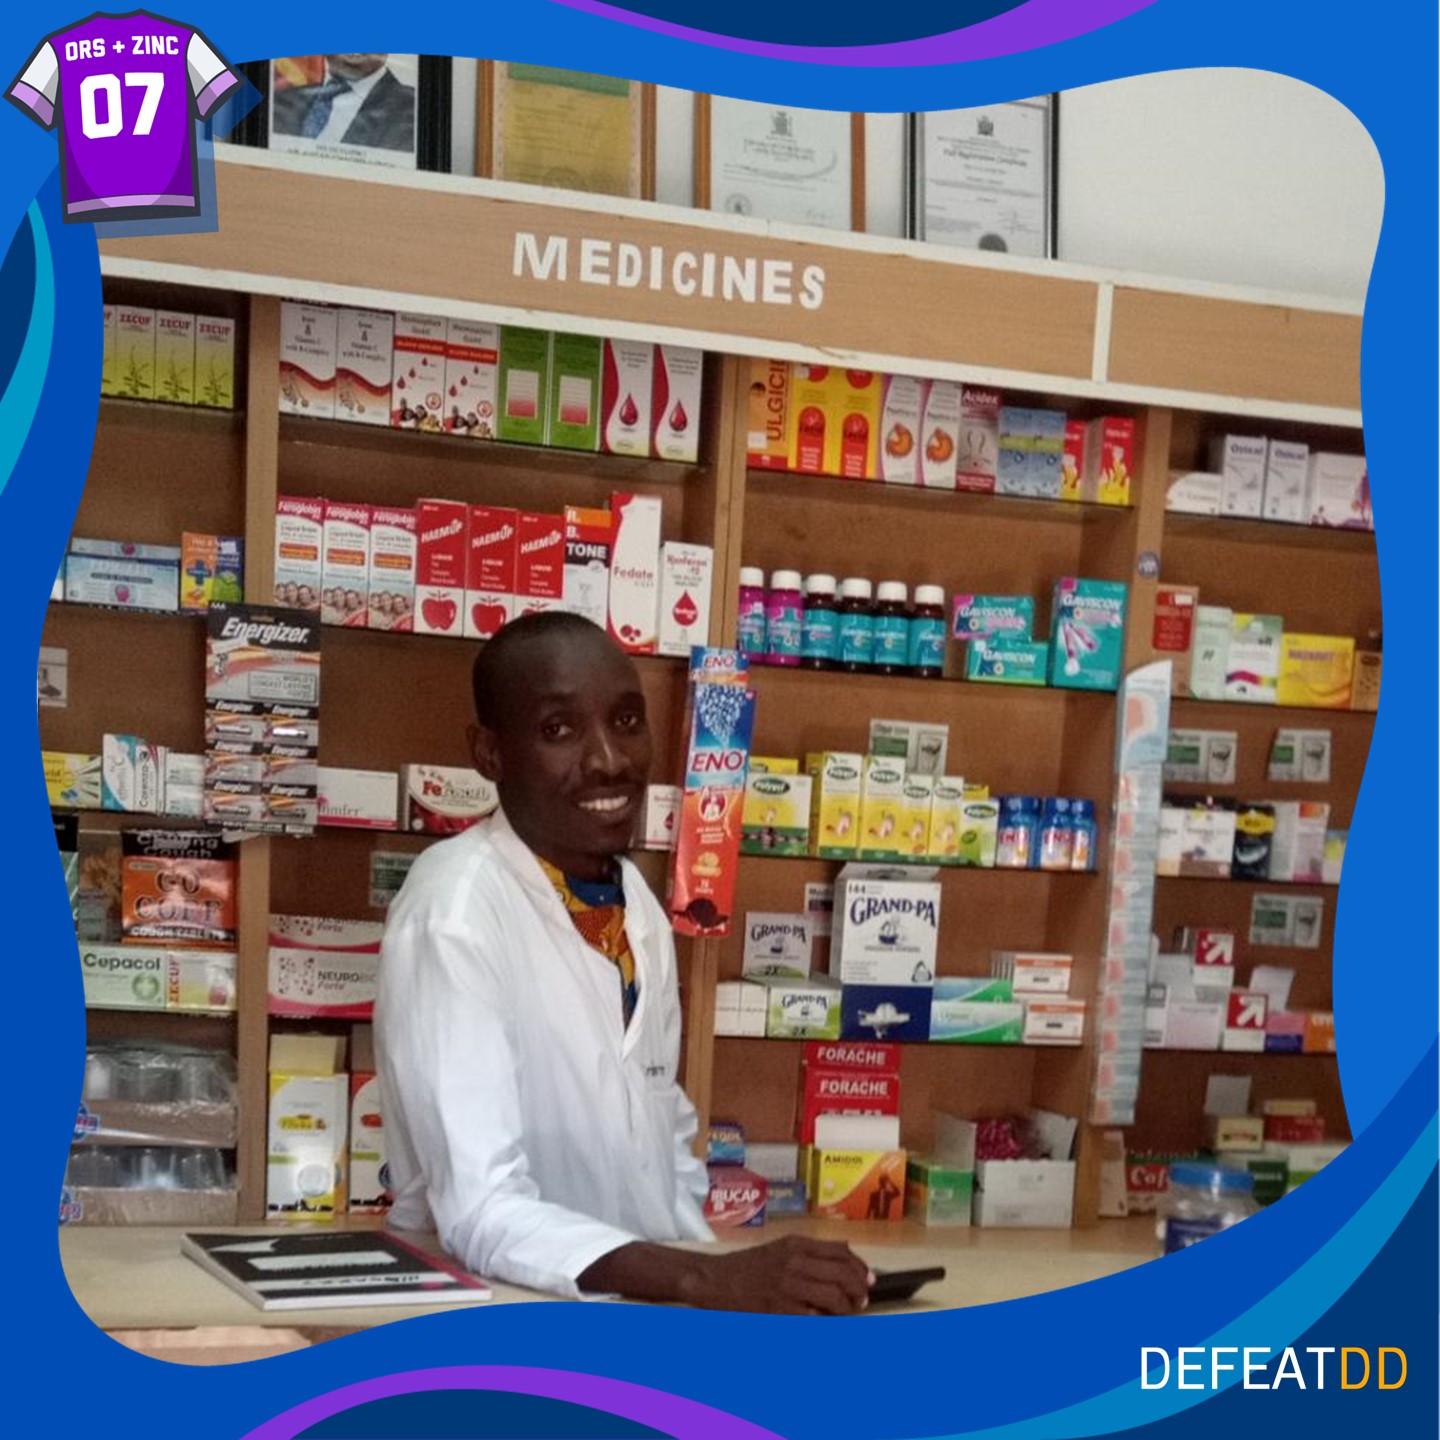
[513,232,827,311]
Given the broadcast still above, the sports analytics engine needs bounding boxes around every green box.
[906,1157,975,1226]
[966,637,1050,685]
[546,332,602,451]
[763,976,842,1039]
[955,799,998,867]
[497,326,551,445]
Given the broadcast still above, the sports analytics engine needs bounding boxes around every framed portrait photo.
[908,96,1059,258]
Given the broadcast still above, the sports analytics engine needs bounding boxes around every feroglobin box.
[464,505,518,640]
[602,340,655,457]
[745,357,790,470]
[956,385,1002,493]
[808,1148,907,1221]
[918,379,961,488]
[562,506,613,629]
[798,1067,901,1145]
[153,310,196,405]
[607,492,663,653]
[704,1165,767,1228]
[367,507,417,633]
[334,308,394,426]
[879,374,925,485]
[194,314,236,409]
[652,346,703,463]
[515,512,565,617]
[414,499,469,637]
[273,496,324,611]
[658,542,714,657]
[442,318,500,438]
[321,502,372,628]
[278,302,337,419]
[391,312,447,431]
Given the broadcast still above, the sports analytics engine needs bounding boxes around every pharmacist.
[377,613,872,1313]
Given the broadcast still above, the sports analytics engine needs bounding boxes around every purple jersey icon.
[7,10,237,222]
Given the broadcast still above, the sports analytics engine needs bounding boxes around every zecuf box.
[515,512,565,617]
[602,340,655,457]
[153,310,196,405]
[414,499,469,637]
[194,315,236,409]
[334,308,393,426]
[391,312,447,431]
[278,302,336,418]
[442,318,500,438]
[546,332,602,451]
[112,306,156,399]
[652,346,703,463]
[879,375,924,485]
[463,505,517,640]
[497,326,551,444]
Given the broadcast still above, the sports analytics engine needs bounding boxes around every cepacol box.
[669,651,755,938]
[414,499,468,637]
[464,505,517,640]
[704,1164,767,1228]
[516,512,564,617]
[798,1068,901,1145]
[803,1041,900,1073]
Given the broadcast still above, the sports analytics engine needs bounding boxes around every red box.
[803,1041,900,1074]
[515,512,564,617]
[798,1068,901,1145]
[1196,927,1236,968]
[704,1165,767,1228]
[1061,419,1087,500]
[1264,1114,1327,1143]
[414,499,468,637]
[1227,991,1268,1030]
[464,505,517,641]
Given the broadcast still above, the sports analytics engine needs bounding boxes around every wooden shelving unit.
[48,150,1370,1227]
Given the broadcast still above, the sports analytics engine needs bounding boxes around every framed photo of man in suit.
[266,54,424,170]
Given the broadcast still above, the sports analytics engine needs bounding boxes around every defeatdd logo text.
[1141,1345,1407,1391]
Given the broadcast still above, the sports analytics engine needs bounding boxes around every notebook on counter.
[181,1231,492,1311]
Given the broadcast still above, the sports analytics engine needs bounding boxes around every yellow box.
[928,776,965,862]
[1209,1115,1265,1152]
[787,365,882,479]
[808,1147,907,1221]
[859,755,906,858]
[898,774,935,859]
[1350,649,1380,712]
[44,751,102,809]
[806,752,862,858]
[1277,634,1356,709]
[267,1035,348,1219]
[749,755,800,775]
[741,772,812,856]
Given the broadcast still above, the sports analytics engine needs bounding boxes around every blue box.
[765,1179,809,1216]
[965,637,1050,685]
[1049,577,1128,691]
[841,984,933,1043]
[707,1120,746,1166]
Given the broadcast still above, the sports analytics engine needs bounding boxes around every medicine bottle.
[837,578,874,673]
[1160,1163,1257,1254]
[800,574,839,670]
[996,795,1041,868]
[765,570,804,667]
[1038,797,1074,871]
[737,567,767,661]
[1069,799,1097,871]
[908,584,947,678]
[872,582,911,676]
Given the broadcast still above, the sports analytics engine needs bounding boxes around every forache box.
[956,386,1001,493]
[879,374,925,485]
[562,506,612,629]
[153,310,196,405]
[830,865,941,987]
[658,542,714,657]
[321,502,372,628]
[547,332,602,451]
[918,379,961,489]
[798,1068,901,1146]
[368,507,417,633]
[391,312,447,431]
[601,340,655,457]
[653,346,703,463]
[442,318,500,438]
[414,499,469,638]
[278,302,337,419]
[334,308,393,426]
[607,492,662,653]
[273,496,323,611]
[464,505,518,640]
[497,326,551,444]
[402,765,498,835]
[745,357,791,470]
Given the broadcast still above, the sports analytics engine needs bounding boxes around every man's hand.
[578,1236,873,1315]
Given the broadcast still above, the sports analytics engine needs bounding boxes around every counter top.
[63,1215,1159,1359]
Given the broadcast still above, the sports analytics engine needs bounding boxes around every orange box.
[1303,1011,1335,1054]
[807,1147,907,1221]
[121,830,237,948]
[786,365,881,479]
[745,358,791,470]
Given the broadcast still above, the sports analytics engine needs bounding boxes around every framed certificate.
[908,96,1059,258]
[696,96,865,232]
[480,63,654,200]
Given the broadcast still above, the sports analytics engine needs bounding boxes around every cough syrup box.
[601,340,655,457]
[391,312,447,431]
[153,310,196,405]
[464,505,518,640]
[807,1148,907,1221]
[515,512,565,617]
[112,306,155,399]
[194,315,237,409]
[829,864,941,987]
[278,302,336,419]
[414,499,469,637]
[367,507,417,632]
[704,1165,767,1228]
[797,1067,901,1145]
[321,502,371,628]
[442,318,500,438]
[334,308,393,426]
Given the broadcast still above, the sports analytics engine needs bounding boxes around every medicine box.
[906,1157,974,1226]
[65,541,180,612]
[515,512,564,617]
[1263,439,1309,523]
[973,1159,1076,1227]
[112,307,156,399]
[798,1067,901,1146]
[1023,999,1086,1046]
[442,318,500,439]
[1209,433,1267,518]
[1084,416,1135,505]
[278,302,337,419]
[919,379,962,489]
[546,332,602,451]
[317,768,398,830]
[745,1142,801,1183]
[80,944,168,1010]
[1209,1115,1265,1152]
[367,506,417,633]
[348,1071,390,1214]
[858,757,906,860]
[955,799,999,868]
[956,386,1001,493]
[927,777,965,862]
[390,312,447,431]
[830,865,941,987]
[704,1166,767,1228]
[637,784,679,850]
[607,492,662,654]
[712,981,767,1037]
[993,950,1073,995]
[652,346,703,464]
[658,542,714,657]
[1049,577,1127,691]
[706,1121,747,1167]
[267,1035,348,1218]
[1188,605,1233,700]
[153,310,196,405]
[464,504,518,640]
[321,501,372,628]
[808,1148,907,1221]
[897,775,934,859]
[1060,420,1086,501]
[1277,634,1355,709]
[1152,584,1199,696]
[1306,452,1370,529]
[786,364,880,478]
[763,976,842,1040]
[1166,470,1224,516]
[930,989,1024,1044]
[193,314,237,410]
[180,533,244,611]
[741,772,811,856]
[415,499,469,638]
[879,374,924,485]
[1350,649,1381,711]
[1225,613,1283,704]
[334,308,394,427]
[742,913,812,979]
[497,326,551,445]
[562,506,612,631]
[965,636,1049,685]
[102,734,163,813]
[272,496,324,611]
[951,594,1034,642]
[401,765,498,835]
[602,340,655,457]
[807,752,863,858]
[840,984,933,1044]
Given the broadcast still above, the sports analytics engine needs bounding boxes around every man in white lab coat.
[377,612,872,1313]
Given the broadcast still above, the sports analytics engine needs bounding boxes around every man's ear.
[468,722,503,784]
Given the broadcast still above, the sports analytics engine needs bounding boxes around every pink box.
[516,513,565,617]
[601,339,655,457]
[652,346,702,463]
[273,495,323,611]
[704,1165,767,1228]
[390,312,447,431]
[918,380,960,489]
[957,385,1002,494]
[464,505,518,640]
[443,319,500,439]
[414,499,469,637]
[368,506,417,633]
[321,501,372,628]
[879,374,924,486]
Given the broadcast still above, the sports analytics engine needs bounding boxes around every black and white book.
[182,1230,491,1311]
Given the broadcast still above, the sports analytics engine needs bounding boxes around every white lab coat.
[375,807,713,1298]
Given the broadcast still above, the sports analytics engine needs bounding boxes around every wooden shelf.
[1155,874,1337,889]
[745,661,1113,705]
[1163,511,1375,552]
[98,395,243,429]
[737,851,1095,877]
[1168,696,1376,724]
[1142,1048,1337,1061]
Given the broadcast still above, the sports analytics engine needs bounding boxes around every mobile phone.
[867,1266,946,1306]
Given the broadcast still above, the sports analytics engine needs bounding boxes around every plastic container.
[1160,1162,1257,1253]
[872,581,911,676]
[908,584,947,678]
[838,578,875,673]
[737,567,768,661]
[996,795,1042,868]
[764,570,804,666]
[1069,799,1097,872]
[800,573,839,670]
[1038,797,1074,871]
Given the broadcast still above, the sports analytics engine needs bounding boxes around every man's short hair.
[470,612,615,731]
